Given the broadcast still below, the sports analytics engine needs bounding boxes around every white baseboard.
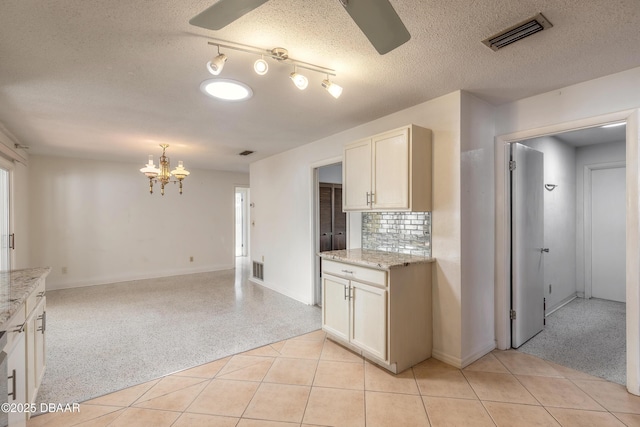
[461,341,496,368]
[46,264,235,290]
[249,278,313,306]
[431,349,463,369]
[546,293,577,316]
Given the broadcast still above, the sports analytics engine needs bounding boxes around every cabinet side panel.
[388,263,432,371]
[410,125,433,212]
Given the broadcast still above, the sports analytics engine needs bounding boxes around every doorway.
[313,162,345,306]
[319,183,346,252]
[235,187,249,258]
[504,122,629,384]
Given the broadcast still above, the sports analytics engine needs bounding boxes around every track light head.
[290,70,308,90]
[322,79,343,98]
[254,57,268,75]
[206,53,227,75]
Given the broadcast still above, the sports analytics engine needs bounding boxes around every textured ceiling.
[1,0,639,172]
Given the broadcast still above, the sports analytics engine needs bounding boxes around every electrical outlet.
[189,256,194,262]
[62,266,67,274]
[549,284,552,294]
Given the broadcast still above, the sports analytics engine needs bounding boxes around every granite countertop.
[0,267,51,328]
[318,248,435,270]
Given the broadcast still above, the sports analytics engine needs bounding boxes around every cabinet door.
[7,332,27,427]
[26,311,36,404]
[372,128,410,210]
[322,275,350,341]
[343,139,372,211]
[34,299,46,397]
[350,281,387,361]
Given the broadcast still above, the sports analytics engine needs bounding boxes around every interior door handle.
[541,248,549,253]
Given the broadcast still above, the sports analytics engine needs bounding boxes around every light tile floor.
[28,330,640,426]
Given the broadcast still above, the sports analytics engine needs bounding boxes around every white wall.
[576,140,626,297]
[459,92,496,366]
[251,91,491,367]
[318,163,342,184]
[521,136,577,312]
[28,155,248,289]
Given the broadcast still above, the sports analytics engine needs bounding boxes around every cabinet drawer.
[26,279,45,315]
[322,260,387,287]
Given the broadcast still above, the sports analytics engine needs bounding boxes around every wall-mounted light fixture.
[204,39,343,98]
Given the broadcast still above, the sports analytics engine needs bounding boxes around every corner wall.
[28,155,248,289]
[459,92,496,365]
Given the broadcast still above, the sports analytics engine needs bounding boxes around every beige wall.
[251,91,496,366]
[28,155,248,289]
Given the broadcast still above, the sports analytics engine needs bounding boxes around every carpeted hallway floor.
[518,297,625,385]
[36,258,321,405]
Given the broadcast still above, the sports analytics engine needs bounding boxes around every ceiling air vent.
[482,13,552,51]
[239,150,254,156]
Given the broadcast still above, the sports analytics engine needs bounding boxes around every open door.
[511,143,545,348]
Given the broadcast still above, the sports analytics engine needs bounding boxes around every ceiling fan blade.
[340,0,411,55]
[189,0,270,31]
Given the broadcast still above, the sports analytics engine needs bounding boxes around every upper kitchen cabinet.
[343,125,432,212]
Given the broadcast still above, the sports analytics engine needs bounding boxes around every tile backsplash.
[362,212,431,256]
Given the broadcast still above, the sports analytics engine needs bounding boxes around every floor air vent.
[253,261,264,280]
[482,13,552,51]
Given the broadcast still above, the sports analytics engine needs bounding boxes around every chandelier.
[139,144,190,195]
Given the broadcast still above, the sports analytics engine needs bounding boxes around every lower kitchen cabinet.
[323,275,388,361]
[321,258,431,373]
[2,275,47,427]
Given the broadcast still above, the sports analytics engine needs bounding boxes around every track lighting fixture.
[321,78,343,99]
[206,46,227,75]
[203,39,342,98]
[290,67,308,90]
[254,56,268,75]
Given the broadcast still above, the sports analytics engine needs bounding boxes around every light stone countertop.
[318,248,434,270]
[0,267,51,328]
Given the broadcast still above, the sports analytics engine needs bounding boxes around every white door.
[372,128,409,209]
[511,143,545,348]
[592,166,626,302]
[322,275,350,341]
[350,281,387,361]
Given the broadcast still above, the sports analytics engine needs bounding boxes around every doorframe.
[584,161,626,299]
[234,186,249,258]
[494,108,640,394]
[0,155,14,270]
[310,156,344,306]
